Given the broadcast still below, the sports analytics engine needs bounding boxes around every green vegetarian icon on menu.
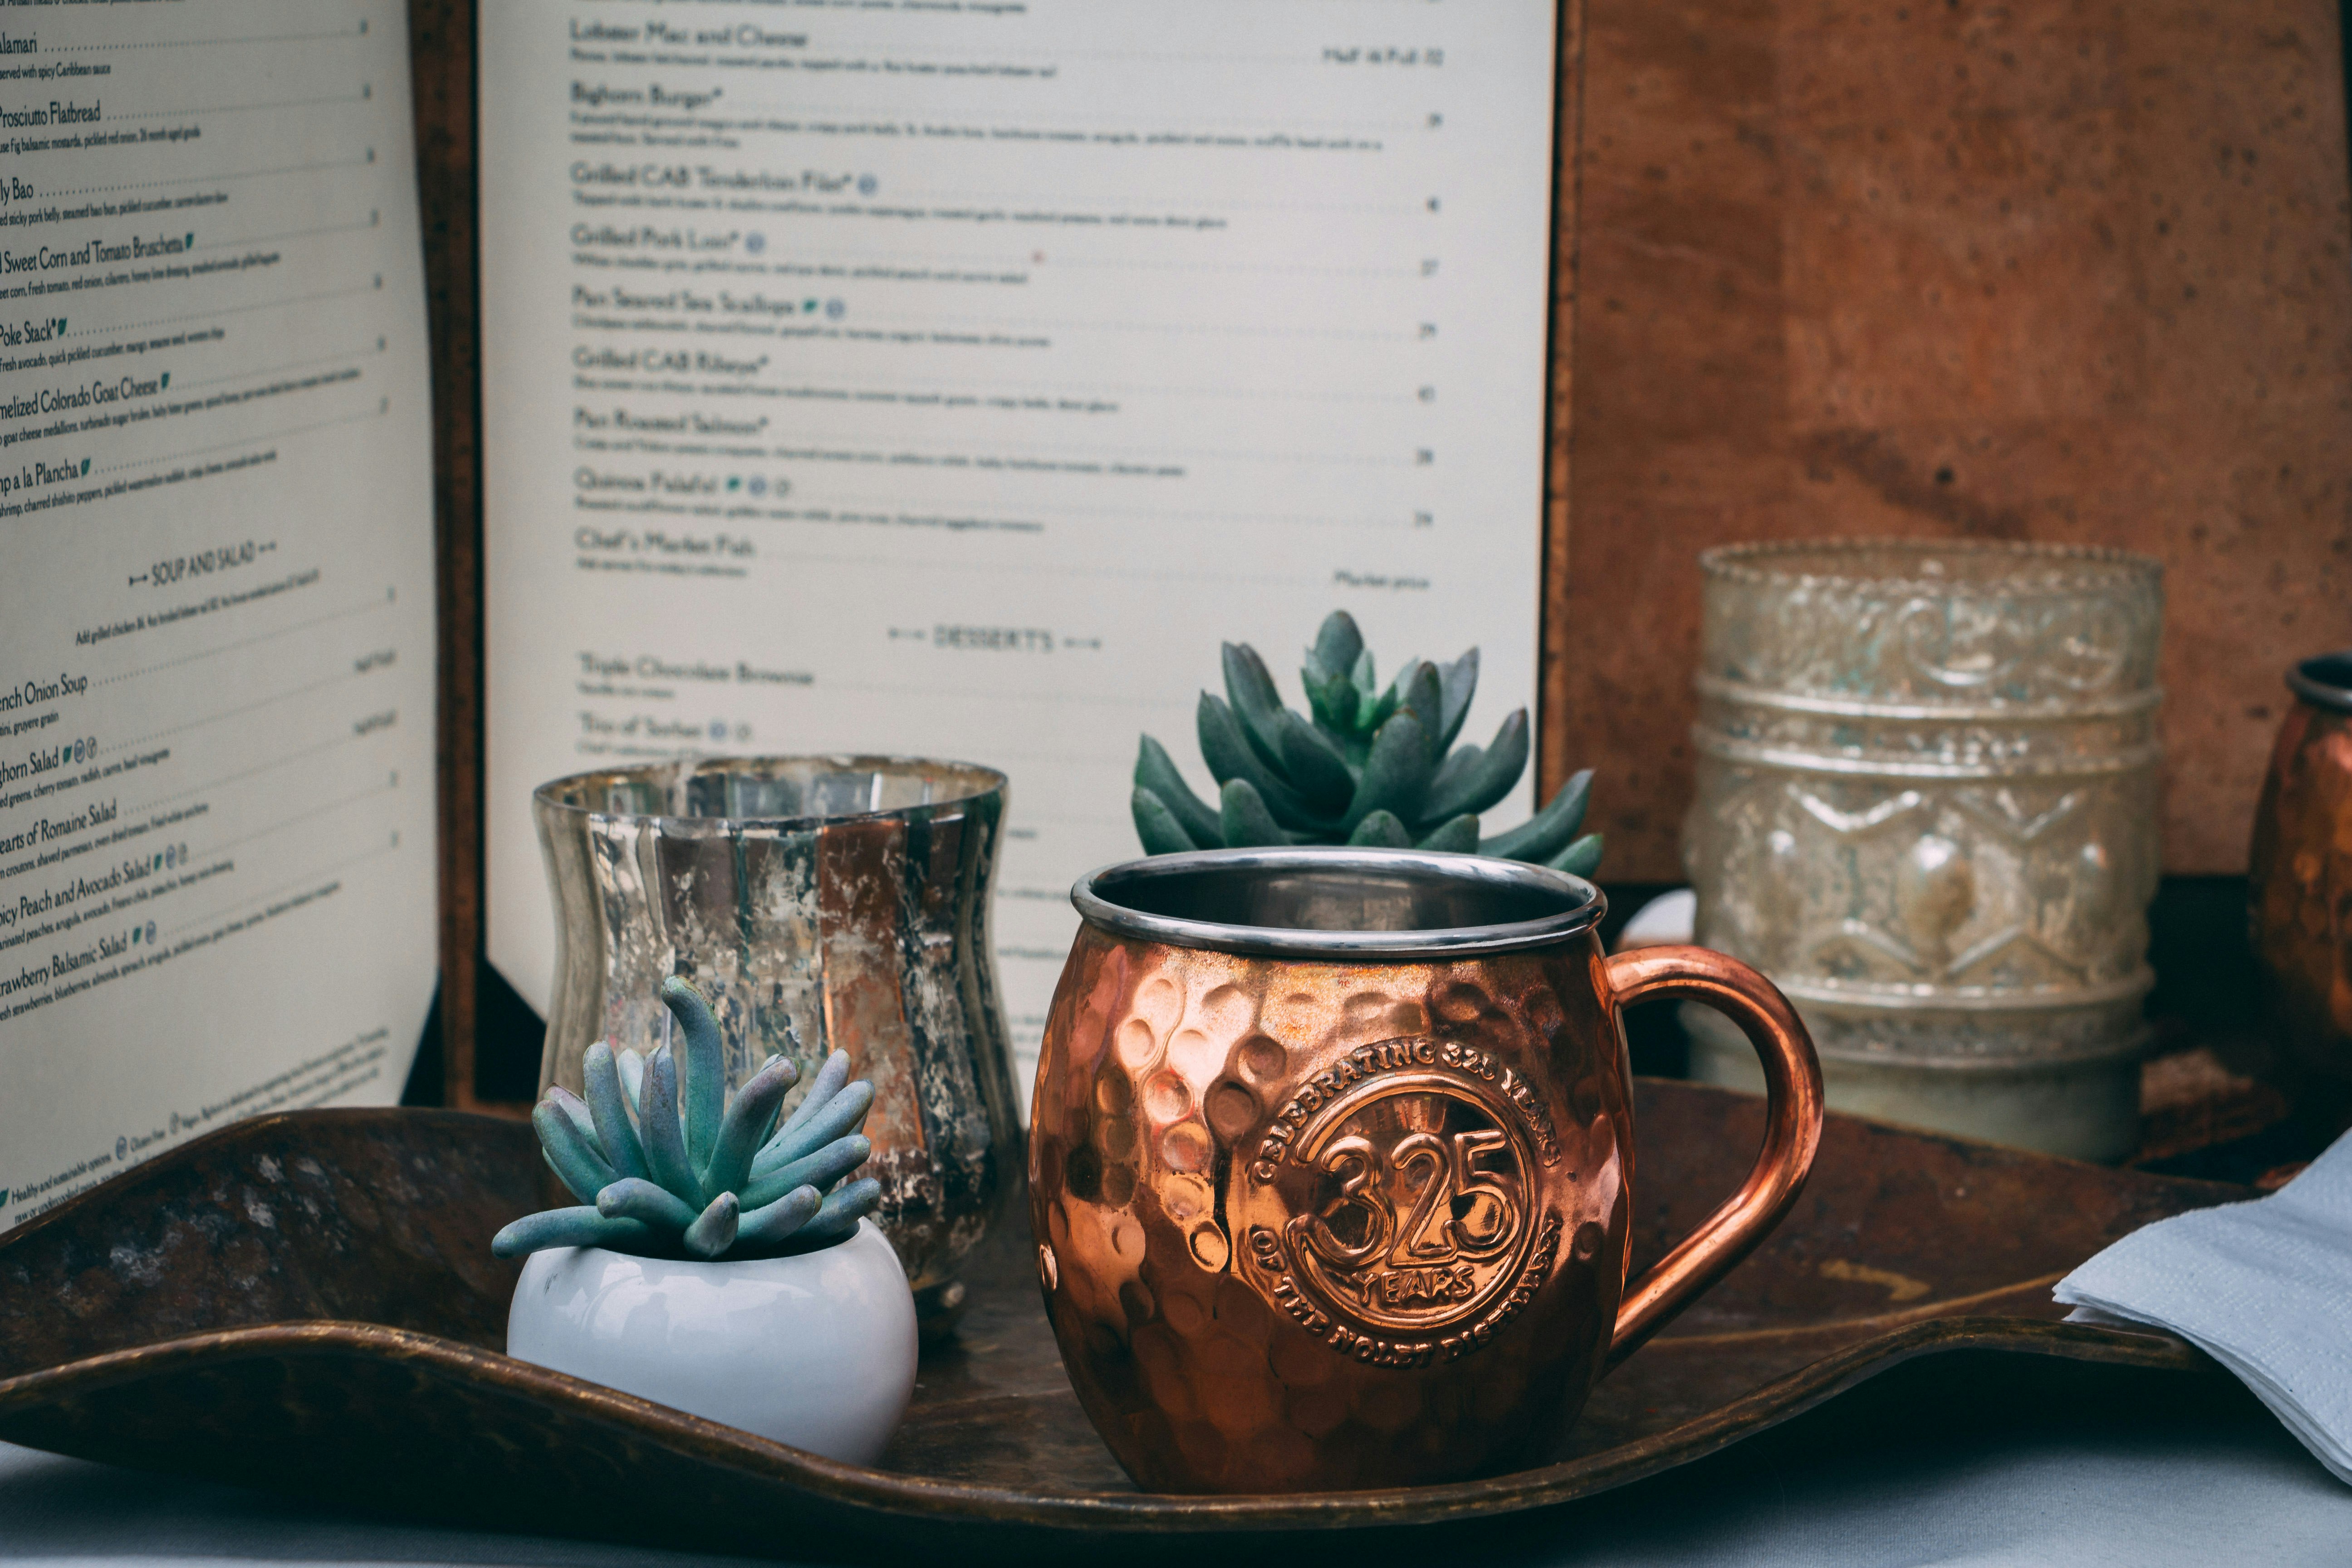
[1132,609,1604,873]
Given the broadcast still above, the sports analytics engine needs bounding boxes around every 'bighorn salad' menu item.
[480,0,1558,1098]
[0,0,437,1231]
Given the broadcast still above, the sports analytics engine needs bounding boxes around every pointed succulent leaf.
[683,1192,741,1259]
[661,977,727,1174]
[1479,768,1593,862]
[582,1040,649,1182]
[752,1078,875,1179]
[1422,710,1531,821]
[1222,642,1290,771]
[615,1048,646,1114]
[795,1176,885,1246]
[533,1092,616,1202]
[1312,611,1365,685]
[1547,833,1605,879]
[597,1175,701,1232]
[1428,740,1481,801]
[1135,734,1221,847]
[703,1052,799,1198]
[1274,709,1356,808]
[1436,648,1480,752]
[1219,778,1292,848]
[1415,813,1480,854]
[552,1088,597,1143]
[1197,693,1335,830]
[735,1184,823,1251]
[740,1132,871,1210]
[755,1050,791,1145]
[637,1044,703,1206]
[1343,709,1435,831]
[1133,787,1204,854]
[1193,691,1254,787]
[767,1049,851,1154]
[1346,809,1412,849]
[1302,662,1350,736]
[492,1207,654,1259]
[1397,660,1444,756]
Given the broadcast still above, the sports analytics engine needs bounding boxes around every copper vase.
[1029,849,1824,1493]
[2250,653,2352,1097]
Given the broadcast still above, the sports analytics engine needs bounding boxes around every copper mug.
[1029,849,1824,1493]
[2250,651,2352,1098]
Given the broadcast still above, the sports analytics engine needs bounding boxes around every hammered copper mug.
[1029,848,1824,1493]
[2250,651,2352,1098]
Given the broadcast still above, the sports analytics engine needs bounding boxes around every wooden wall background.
[409,0,2352,1100]
[1542,0,2352,881]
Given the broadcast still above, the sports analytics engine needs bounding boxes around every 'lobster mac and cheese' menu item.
[481,0,1558,1098]
[0,0,438,1231]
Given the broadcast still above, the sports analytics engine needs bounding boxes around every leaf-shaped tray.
[0,1083,2241,1560]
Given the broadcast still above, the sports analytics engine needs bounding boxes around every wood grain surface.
[1543,0,2352,878]
[0,1090,2243,1560]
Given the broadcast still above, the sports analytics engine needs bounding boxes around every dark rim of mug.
[1072,848,1606,959]
[2288,653,2352,716]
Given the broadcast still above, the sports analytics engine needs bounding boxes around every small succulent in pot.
[494,976,882,1262]
[1132,610,1604,874]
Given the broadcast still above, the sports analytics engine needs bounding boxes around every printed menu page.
[480,0,1557,1098]
[0,0,437,1231]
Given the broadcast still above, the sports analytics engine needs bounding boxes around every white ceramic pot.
[506,1219,917,1463]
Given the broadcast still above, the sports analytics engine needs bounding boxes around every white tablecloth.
[4,1418,2347,1568]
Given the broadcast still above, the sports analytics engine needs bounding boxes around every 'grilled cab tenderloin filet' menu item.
[0,0,437,1233]
[481,0,1558,1099]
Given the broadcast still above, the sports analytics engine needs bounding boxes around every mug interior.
[1074,849,1603,959]
[2288,652,2352,715]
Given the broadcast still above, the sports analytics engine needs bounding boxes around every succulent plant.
[492,977,882,1262]
[1132,610,1604,875]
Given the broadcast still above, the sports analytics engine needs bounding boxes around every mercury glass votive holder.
[1681,540,2163,1160]
[532,756,1022,1334]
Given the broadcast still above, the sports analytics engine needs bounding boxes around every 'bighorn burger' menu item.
[0,0,437,1232]
[480,0,1558,1098]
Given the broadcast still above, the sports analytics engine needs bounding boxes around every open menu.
[0,0,437,1232]
[479,0,1559,1099]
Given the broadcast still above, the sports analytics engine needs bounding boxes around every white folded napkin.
[2054,1131,2352,1485]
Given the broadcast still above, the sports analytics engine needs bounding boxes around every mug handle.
[1601,945,1825,1369]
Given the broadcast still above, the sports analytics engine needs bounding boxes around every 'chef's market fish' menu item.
[480,0,1558,1099]
[0,0,437,1232]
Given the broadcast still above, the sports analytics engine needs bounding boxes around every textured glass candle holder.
[532,757,1021,1334]
[1681,541,2162,1160]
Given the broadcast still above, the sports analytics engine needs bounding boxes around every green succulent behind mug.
[1132,610,1602,875]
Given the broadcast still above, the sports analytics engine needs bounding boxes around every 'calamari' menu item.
[0,0,437,1230]
[480,0,1556,1098]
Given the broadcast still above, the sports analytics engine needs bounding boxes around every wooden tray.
[0,1083,2244,1560]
